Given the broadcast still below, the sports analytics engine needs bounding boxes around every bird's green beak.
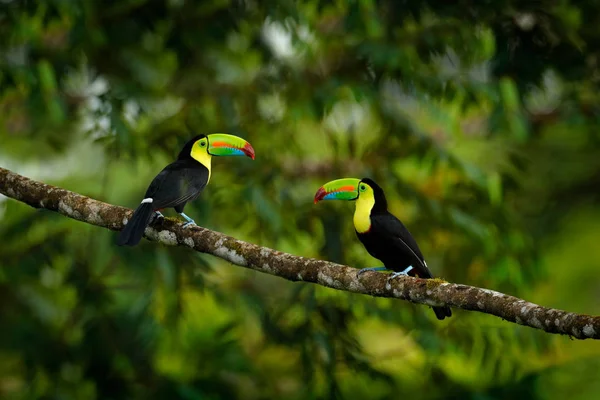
[206,133,255,159]
[314,178,361,204]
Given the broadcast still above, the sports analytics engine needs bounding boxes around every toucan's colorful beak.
[207,133,255,159]
[314,178,361,204]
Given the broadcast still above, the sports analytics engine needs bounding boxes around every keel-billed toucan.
[117,133,255,246]
[314,178,452,320]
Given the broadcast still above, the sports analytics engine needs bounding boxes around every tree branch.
[1,166,599,340]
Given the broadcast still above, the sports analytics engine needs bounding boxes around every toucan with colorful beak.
[117,133,255,246]
[314,178,452,320]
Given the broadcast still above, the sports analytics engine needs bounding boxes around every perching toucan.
[117,133,255,246]
[314,178,452,320]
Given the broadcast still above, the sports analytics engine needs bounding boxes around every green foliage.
[2,0,600,399]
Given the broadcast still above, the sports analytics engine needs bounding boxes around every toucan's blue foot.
[387,266,414,282]
[180,212,196,228]
[357,266,388,278]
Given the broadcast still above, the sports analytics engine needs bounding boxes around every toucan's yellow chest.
[353,194,374,233]
[190,148,212,183]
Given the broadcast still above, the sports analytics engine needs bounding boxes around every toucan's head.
[180,133,255,162]
[314,177,387,211]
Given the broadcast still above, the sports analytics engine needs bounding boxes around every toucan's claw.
[356,266,387,278]
[179,212,196,228]
[151,211,164,224]
[386,266,414,283]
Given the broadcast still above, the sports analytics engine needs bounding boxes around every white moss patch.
[583,324,596,337]
[58,200,74,216]
[347,280,365,293]
[520,305,532,315]
[479,288,504,297]
[530,317,542,329]
[423,298,440,307]
[214,246,247,266]
[260,248,270,258]
[157,230,178,246]
[317,271,342,289]
[317,271,334,286]
[261,263,273,273]
[477,301,485,309]
[86,202,103,224]
[183,237,195,248]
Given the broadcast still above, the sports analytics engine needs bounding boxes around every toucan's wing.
[370,213,433,278]
[143,161,209,210]
[371,213,452,320]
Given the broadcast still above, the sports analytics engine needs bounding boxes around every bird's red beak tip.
[244,142,255,160]
[314,187,326,204]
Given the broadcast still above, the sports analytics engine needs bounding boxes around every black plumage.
[117,135,209,246]
[356,179,452,320]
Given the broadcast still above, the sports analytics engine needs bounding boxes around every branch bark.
[1,166,599,340]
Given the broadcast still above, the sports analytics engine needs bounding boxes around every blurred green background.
[2,0,600,399]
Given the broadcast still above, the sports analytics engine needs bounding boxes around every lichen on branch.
[1,166,599,340]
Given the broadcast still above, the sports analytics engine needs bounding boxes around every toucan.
[117,133,255,246]
[314,178,452,320]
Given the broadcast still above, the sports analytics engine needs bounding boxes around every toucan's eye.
[200,140,206,147]
[359,184,366,192]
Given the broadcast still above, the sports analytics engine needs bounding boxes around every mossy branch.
[1,167,599,339]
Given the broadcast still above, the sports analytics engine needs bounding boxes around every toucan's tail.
[116,202,154,246]
[413,261,452,321]
[433,305,452,320]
